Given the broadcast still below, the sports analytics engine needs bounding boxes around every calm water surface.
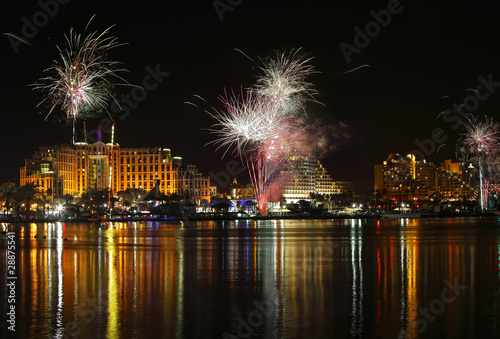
[1,217,500,338]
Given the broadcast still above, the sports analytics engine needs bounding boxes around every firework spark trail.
[461,116,499,154]
[457,115,500,209]
[205,89,301,210]
[32,17,130,142]
[254,48,319,117]
[250,119,350,211]
[207,48,325,213]
[457,116,500,166]
[250,49,321,208]
[206,91,289,156]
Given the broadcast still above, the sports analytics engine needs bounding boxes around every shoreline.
[0,212,497,223]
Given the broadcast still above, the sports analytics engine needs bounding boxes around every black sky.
[1,0,500,190]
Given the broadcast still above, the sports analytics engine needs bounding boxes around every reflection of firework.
[32,17,129,141]
[457,115,500,209]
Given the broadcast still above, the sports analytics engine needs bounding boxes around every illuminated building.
[114,146,178,195]
[210,185,218,198]
[333,181,354,194]
[375,154,477,201]
[316,161,335,195]
[282,158,320,202]
[379,153,414,198]
[20,145,76,198]
[414,159,436,193]
[435,162,476,200]
[281,157,351,203]
[20,143,211,202]
[374,164,384,192]
[229,178,255,199]
[176,164,211,205]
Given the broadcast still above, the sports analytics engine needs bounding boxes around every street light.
[56,205,63,218]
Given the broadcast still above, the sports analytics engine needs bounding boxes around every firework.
[457,115,500,210]
[459,116,499,155]
[254,48,318,116]
[207,90,293,157]
[206,48,324,213]
[32,18,129,142]
[207,90,303,208]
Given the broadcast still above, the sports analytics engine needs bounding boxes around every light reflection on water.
[0,217,499,338]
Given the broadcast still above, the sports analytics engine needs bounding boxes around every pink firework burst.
[206,48,330,214]
[461,116,499,155]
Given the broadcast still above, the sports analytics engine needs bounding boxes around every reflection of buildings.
[281,157,353,203]
[20,142,210,202]
[13,219,500,337]
[374,153,477,202]
[17,222,185,338]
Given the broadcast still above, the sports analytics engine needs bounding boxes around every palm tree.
[126,188,146,203]
[0,185,16,219]
[14,183,39,217]
[17,183,39,213]
[169,193,182,203]
[35,193,50,216]
[63,194,73,204]
[81,189,109,214]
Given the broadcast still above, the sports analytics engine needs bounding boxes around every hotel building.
[281,157,352,203]
[374,153,477,201]
[229,178,255,200]
[20,142,210,204]
[177,164,211,205]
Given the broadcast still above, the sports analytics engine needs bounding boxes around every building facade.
[374,153,477,202]
[281,157,352,203]
[177,164,211,205]
[20,145,76,198]
[229,178,255,200]
[333,181,354,195]
[21,143,211,203]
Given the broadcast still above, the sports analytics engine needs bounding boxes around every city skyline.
[2,1,500,189]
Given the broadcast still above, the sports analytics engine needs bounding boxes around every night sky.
[1,0,499,190]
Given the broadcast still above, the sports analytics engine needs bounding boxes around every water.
[1,217,500,338]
